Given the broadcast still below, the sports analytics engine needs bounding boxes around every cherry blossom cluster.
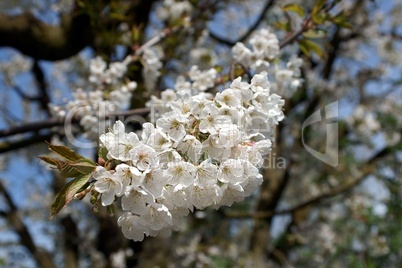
[232,28,280,72]
[49,56,138,139]
[156,0,193,23]
[233,29,303,97]
[93,67,285,241]
[141,46,164,91]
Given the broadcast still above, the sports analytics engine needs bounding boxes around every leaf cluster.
[38,143,96,220]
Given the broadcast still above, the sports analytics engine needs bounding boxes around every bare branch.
[0,107,150,139]
[226,143,398,220]
[279,1,340,49]
[32,61,51,116]
[0,12,93,61]
[209,0,276,46]
[0,133,53,154]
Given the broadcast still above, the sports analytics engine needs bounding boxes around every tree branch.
[0,107,150,138]
[226,143,398,220]
[209,0,276,46]
[32,61,51,116]
[0,133,53,154]
[0,11,93,61]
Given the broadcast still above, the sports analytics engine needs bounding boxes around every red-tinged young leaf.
[58,161,85,178]
[38,156,81,177]
[39,154,96,179]
[69,158,96,174]
[37,156,59,166]
[49,173,92,221]
[46,142,83,162]
[282,4,306,18]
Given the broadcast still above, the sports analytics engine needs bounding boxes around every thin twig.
[209,0,276,46]
[226,144,396,220]
[0,107,150,138]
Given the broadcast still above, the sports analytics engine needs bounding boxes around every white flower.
[156,111,187,141]
[170,99,192,117]
[175,75,192,92]
[240,161,263,197]
[141,122,155,144]
[189,66,217,92]
[117,212,146,241]
[142,168,167,199]
[176,135,202,163]
[218,183,245,207]
[187,184,222,209]
[214,123,241,148]
[158,149,182,167]
[275,69,293,83]
[198,105,231,134]
[232,42,252,63]
[121,186,153,214]
[250,72,270,93]
[287,54,303,77]
[250,34,268,53]
[229,77,253,102]
[201,134,231,160]
[195,160,218,187]
[167,161,196,189]
[139,203,172,231]
[161,89,177,102]
[110,90,130,108]
[130,144,159,171]
[215,88,242,108]
[163,187,190,210]
[253,139,272,155]
[100,121,139,161]
[188,95,214,117]
[219,105,240,125]
[108,62,127,79]
[93,166,124,206]
[90,56,106,75]
[217,159,244,184]
[127,81,138,91]
[113,163,143,189]
[146,128,173,151]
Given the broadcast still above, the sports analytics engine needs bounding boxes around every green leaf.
[282,4,306,17]
[46,142,83,162]
[98,146,108,160]
[298,39,325,58]
[69,159,96,174]
[38,151,96,178]
[299,42,310,57]
[37,156,58,166]
[303,29,326,38]
[58,160,84,178]
[49,173,91,220]
[329,15,353,29]
[311,0,328,16]
[109,13,128,21]
[312,13,327,24]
